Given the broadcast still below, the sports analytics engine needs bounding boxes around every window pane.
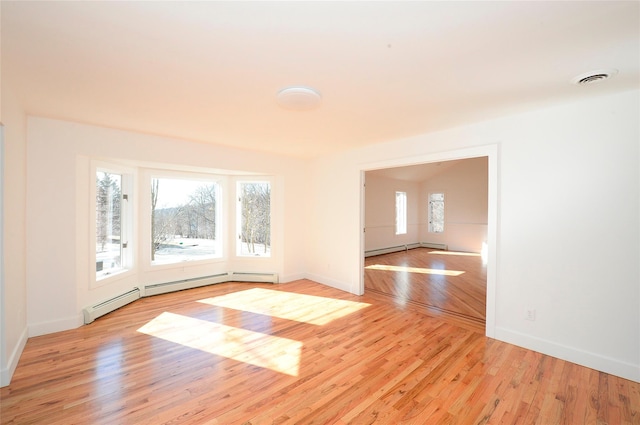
[151,178,220,264]
[395,191,407,235]
[238,182,271,257]
[429,192,444,233]
[96,171,122,277]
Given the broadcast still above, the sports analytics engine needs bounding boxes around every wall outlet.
[526,309,536,321]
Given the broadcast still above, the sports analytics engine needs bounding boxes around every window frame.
[395,191,407,235]
[90,161,136,288]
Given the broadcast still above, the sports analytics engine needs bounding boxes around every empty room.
[364,158,488,332]
[1,1,639,424]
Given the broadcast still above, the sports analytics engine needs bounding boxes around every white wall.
[307,90,640,382]
[364,174,420,251]
[26,117,309,337]
[419,157,488,252]
[0,82,29,386]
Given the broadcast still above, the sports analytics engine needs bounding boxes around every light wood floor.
[1,280,638,424]
[365,248,486,332]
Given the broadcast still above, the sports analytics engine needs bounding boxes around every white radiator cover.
[82,271,279,324]
[143,272,231,297]
[419,242,448,250]
[230,271,279,283]
[144,271,279,296]
[364,242,447,257]
[83,288,140,324]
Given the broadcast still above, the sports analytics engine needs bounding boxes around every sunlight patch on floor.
[197,288,370,326]
[137,312,302,376]
[365,264,465,276]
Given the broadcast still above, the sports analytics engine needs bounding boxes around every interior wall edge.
[304,274,358,295]
[0,326,27,387]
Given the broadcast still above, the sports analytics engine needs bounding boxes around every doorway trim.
[358,144,498,338]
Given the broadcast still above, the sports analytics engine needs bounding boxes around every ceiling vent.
[571,69,618,86]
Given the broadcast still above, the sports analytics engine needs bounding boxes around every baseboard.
[1,327,28,387]
[495,327,640,383]
[28,314,83,338]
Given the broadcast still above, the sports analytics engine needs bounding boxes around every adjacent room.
[364,158,488,331]
[1,1,639,423]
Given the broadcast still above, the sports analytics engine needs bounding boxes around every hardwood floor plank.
[1,279,638,424]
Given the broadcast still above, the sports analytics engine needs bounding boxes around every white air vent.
[571,69,618,85]
[83,288,140,324]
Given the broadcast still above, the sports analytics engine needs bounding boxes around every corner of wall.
[0,326,27,387]
[27,314,84,338]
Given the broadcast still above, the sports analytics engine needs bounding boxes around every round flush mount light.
[276,86,322,111]
[571,69,618,86]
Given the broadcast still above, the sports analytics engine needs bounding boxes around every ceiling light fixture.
[571,69,618,86]
[276,86,322,111]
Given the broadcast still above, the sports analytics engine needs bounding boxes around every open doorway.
[362,156,489,332]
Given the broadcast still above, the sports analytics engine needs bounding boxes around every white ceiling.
[367,159,466,183]
[2,1,638,159]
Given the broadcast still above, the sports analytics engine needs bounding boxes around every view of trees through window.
[96,171,123,277]
[429,192,445,233]
[238,181,271,257]
[151,178,219,264]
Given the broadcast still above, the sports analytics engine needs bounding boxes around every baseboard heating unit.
[420,242,448,250]
[82,271,279,324]
[364,242,447,257]
[144,272,231,297]
[231,272,279,283]
[83,288,140,324]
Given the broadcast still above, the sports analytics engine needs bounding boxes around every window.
[428,192,445,233]
[395,191,407,235]
[95,169,131,280]
[237,181,271,257]
[92,163,276,286]
[151,177,221,264]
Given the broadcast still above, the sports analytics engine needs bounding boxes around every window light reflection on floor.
[197,288,371,326]
[365,264,465,276]
[137,312,302,376]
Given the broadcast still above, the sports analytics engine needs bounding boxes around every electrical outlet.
[526,309,536,321]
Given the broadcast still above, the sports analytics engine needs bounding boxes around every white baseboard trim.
[1,327,28,387]
[28,315,83,338]
[495,327,640,383]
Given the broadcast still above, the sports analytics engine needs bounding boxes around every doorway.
[359,146,498,337]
